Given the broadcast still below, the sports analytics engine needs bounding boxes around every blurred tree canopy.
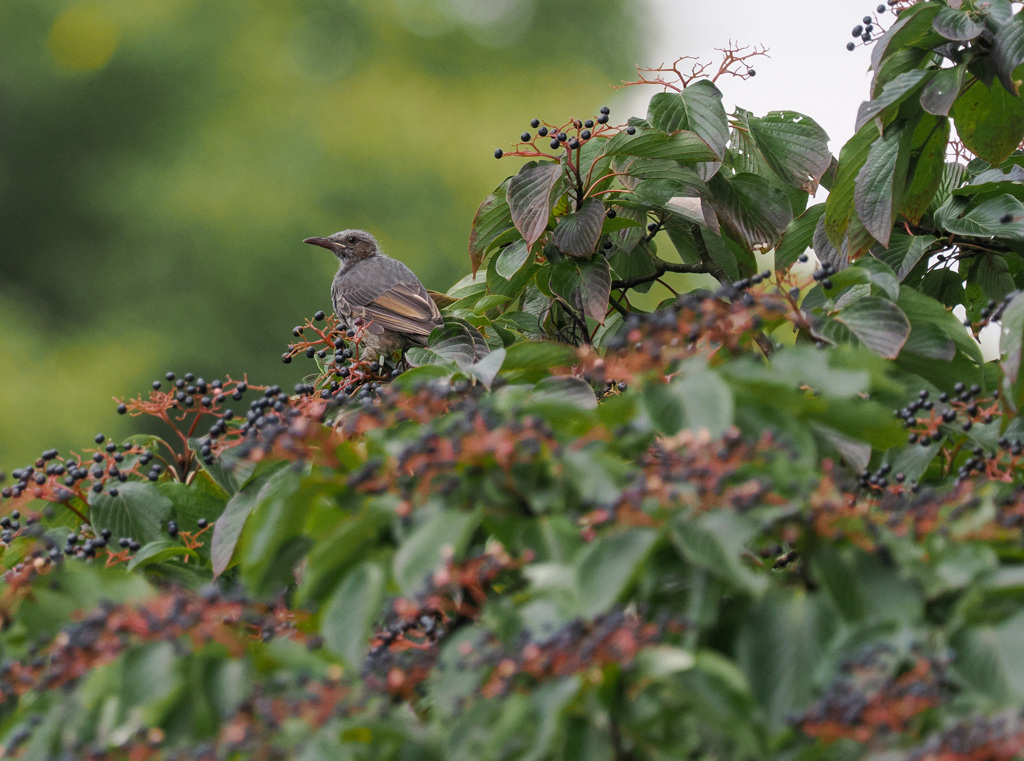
[0,0,642,468]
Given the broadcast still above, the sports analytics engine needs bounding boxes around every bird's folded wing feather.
[361,284,442,336]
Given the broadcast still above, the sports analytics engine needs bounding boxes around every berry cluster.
[797,646,950,743]
[493,106,632,161]
[846,3,897,51]
[280,311,395,404]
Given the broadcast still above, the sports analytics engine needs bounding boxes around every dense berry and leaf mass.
[4,5,1024,759]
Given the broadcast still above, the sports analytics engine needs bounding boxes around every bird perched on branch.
[303,229,443,359]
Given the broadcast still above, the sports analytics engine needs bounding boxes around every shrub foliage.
[5,2,1024,758]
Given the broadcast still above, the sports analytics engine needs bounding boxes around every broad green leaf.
[393,509,479,596]
[126,540,195,571]
[825,122,878,249]
[210,462,288,577]
[920,65,965,115]
[854,123,904,246]
[870,2,942,87]
[942,194,1024,239]
[952,78,1024,165]
[644,358,734,438]
[774,203,826,272]
[707,172,793,252]
[973,253,1015,301]
[834,296,910,358]
[551,199,604,258]
[855,70,930,132]
[507,162,564,249]
[875,233,936,281]
[89,481,173,546]
[746,111,832,193]
[465,347,505,389]
[994,9,1024,95]
[550,258,611,323]
[933,6,986,41]
[1000,291,1024,412]
[321,561,386,667]
[647,80,730,160]
[900,116,950,224]
[670,511,766,596]
[575,528,658,617]
[495,240,531,280]
[469,178,513,275]
[529,376,598,410]
[899,286,983,365]
[407,322,481,369]
[501,341,576,374]
[602,128,719,163]
[952,165,1024,198]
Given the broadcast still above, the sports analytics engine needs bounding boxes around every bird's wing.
[333,258,442,337]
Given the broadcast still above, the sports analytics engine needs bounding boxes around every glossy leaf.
[89,481,173,547]
[942,194,1024,239]
[855,70,930,132]
[834,297,910,358]
[507,162,564,249]
[773,203,825,272]
[647,80,729,159]
[746,111,832,193]
[900,116,949,224]
[824,123,878,250]
[469,179,513,275]
[707,172,793,252]
[920,65,965,115]
[495,240,531,280]
[932,5,985,41]
[552,199,604,258]
[952,78,1024,165]
[994,9,1024,96]
[602,128,719,163]
[854,124,904,247]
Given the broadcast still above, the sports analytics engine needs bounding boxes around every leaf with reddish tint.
[507,162,564,249]
[552,199,605,258]
[707,172,793,252]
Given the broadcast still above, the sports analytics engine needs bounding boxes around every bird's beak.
[303,237,334,250]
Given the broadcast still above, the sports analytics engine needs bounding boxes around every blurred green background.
[0,0,647,469]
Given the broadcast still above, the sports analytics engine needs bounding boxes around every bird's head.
[303,229,380,263]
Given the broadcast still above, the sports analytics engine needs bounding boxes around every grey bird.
[303,229,443,359]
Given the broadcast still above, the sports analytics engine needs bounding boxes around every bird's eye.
[348,236,357,244]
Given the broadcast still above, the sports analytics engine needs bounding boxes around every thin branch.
[611,260,707,291]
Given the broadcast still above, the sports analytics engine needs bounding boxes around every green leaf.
[670,511,766,596]
[900,116,950,224]
[876,233,937,281]
[774,203,826,272]
[552,199,604,258]
[994,9,1024,95]
[407,322,485,369]
[495,240,531,280]
[89,481,173,546]
[321,562,386,668]
[465,347,505,389]
[647,81,730,161]
[952,78,1024,165]
[707,172,793,252]
[932,5,986,41]
[603,128,719,163]
[575,528,658,617]
[550,258,611,323]
[643,358,734,438]
[745,111,832,193]
[209,463,288,577]
[824,122,878,250]
[834,297,910,358]
[854,123,904,246]
[126,540,195,571]
[1000,290,1024,412]
[501,341,577,377]
[855,70,930,132]
[942,194,1024,239]
[974,253,1015,301]
[507,162,564,249]
[920,65,965,115]
[469,179,513,275]
[393,509,479,596]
